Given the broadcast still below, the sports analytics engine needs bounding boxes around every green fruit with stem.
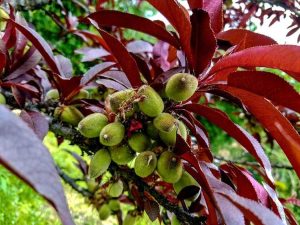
[108,199,120,211]
[128,132,151,153]
[154,113,176,132]
[98,204,111,220]
[177,120,188,140]
[78,113,108,138]
[109,89,135,117]
[72,89,89,100]
[110,144,135,165]
[146,121,159,139]
[138,85,164,117]
[165,73,198,102]
[108,180,124,197]
[0,93,6,104]
[100,122,125,146]
[45,89,59,101]
[54,105,84,126]
[123,213,137,225]
[157,151,183,183]
[134,151,157,178]
[88,149,111,179]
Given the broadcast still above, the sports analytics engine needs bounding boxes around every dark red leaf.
[0,106,74,225]
[177,185,201,200]
[130,54,152,82]
[217,29,277,49]
[146,0,193,68]
[190,9,216,76]
[210,45,300,82]
[0,40,6,73]
[20,110,49,140]
[75,47,110,62]
[182,103,274,183]
[86,10,179,48]
[228,71,300,114]
[284,208,298,225]
[213,85,300,179]
[144,199,160,221]
[202,0,223,34]
[187,0,202,9]
[10,19,61,75]
[94,28,142,87]
[174,134,191,155]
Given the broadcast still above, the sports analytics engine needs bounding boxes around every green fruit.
[86,178,98,193]
[78,113,108,138]
[154,113,176,132]
[88,149,111,179]
[0,93,6,104]
[109,89,135,115]
[171,215,181,225]
[72,89,89,100]
[54,105,84,126]
[134,151,157,178]
[123,213,137,225]
[128,133,151,153]
[45,89,59,101]
[173,172,198,194]
[98,204,111,220]
[138,85,164,117]
[159,127,177,146]
[108,180,124,198]
[157,151,183,183]
[108,199,120,211]
[165,73,198,102]
[110,144,135,165]
[177,120,188,140]
[146,121,159,139]
[100,122,125,146]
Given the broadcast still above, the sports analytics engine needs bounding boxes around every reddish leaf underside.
[202,0,223,34]
[86,10,180,48]
[214,85,300,179]
[227,71,300,114]
[210,45,300,82]
[0,106,74,225]
[190,9,217,76]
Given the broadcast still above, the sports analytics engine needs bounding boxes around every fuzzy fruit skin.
[108,180,124,198]
[98,204,111,220]
[173,172,198,194]
[99,122,125,146]
[109,144,135,165]
[165,73,198,102]
[123,213,137,225]
[134,151,157,178]
[137,85,164,117]
[153,113,176,132]
[78,113,108,138]
[108,89,135,117]
[72,89,89,101]
[128,132,151,153]
[88,149,111,179]
[0,93,6,104]
[159,127,177,146]
[54,105,84,126]
[177,120,188,140]
[157,151,183,183]
[45,89,59,101]
[108,199,120,211]
[146,121,159,139]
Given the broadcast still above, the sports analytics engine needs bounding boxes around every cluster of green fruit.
[78,73,198,185]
